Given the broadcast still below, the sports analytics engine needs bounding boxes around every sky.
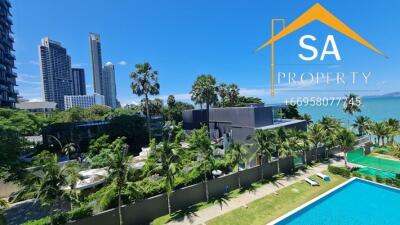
[11,0,400,106]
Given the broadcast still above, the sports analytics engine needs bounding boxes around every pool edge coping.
[267,177,400,225]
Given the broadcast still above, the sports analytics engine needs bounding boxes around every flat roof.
[256,119,305,130]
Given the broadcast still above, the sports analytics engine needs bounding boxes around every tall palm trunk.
[276,151,280,175]
[304,150,307,165]
[118,188,123,225]
[204,171,209,201]
[237,164,241,189]
[260,157,264,180]
[206,102,210,132]
[167,193,172,215]
[145,93,152,142]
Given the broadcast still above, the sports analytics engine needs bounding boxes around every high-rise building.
[64,93,105,110]
[71,68,86,95]
[0,0,18,108]
[89,33,103,94]
[102,62,117,108]
[39,37,73,110]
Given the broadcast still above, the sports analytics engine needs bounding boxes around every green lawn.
[152,180,267,225]
[206,172,347,225]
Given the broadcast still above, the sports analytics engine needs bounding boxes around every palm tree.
[229,142,248,188]
[216,83,228,107]
[62,161,80,209]
[62,142,77,160]
[164,142,182,214]
[320,116,341,157]
[288,129,311,164]
[302,114,313,127]
[343,93,362,116]
[188,126,215,201]
[107,137,130,225]
[275,128,292,175]
[254,129,277,180]
[386,118,399,143]
[130,62,160,141]
[308,124,326,161]
[336,128,357,167]
[370,122,388,146]
[167,95,176,109]
[226,84,240,106]
[190,75,218,131]
[352,116,371,136]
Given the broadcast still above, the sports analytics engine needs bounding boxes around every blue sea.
[276,179,400,225]
[299,96,400,124]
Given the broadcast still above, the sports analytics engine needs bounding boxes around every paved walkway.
[166,159,344,225]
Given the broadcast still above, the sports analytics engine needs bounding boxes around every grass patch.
[151,179,269,225]
[206,172,346,225]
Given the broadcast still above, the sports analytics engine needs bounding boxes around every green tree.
[62,161,80,209]
[301,113,313,126]
[107,137,130,225]
[281,104,301,119]
[190,74,218,131]
[226,84,240,106]
[130,62,160,142]
[229,142,247,188]
[188,126,215,201]
[0,128,27,182]
[0,108,46,135]
[216,83,228,107]
[343,93,362,116]
[352,116,371,136]
[386,118,399,143]
[167,95,176,109]
[336,128,357,167]
[62,143,78,160]
[308,123,326,161]
[275,128,292,175]
[254,129,277,180]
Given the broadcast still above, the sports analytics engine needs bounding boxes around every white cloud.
[118,60,127,66]
[28,97,44,102]
[72,63,84,68]
[17,73,41,85]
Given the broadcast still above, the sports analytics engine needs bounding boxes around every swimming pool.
[270,178,400,225]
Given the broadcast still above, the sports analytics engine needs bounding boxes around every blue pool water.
[275,179,400,225]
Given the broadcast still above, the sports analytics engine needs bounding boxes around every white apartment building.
[64,93,105,110]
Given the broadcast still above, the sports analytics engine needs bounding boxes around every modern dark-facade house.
[42,120,110,153]
[183,105,307,146]
[39,37,73,110]
[0,0,18,108]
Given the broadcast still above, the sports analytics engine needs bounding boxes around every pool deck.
[165,159,345,225]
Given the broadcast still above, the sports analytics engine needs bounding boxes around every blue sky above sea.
[11,0,400,106]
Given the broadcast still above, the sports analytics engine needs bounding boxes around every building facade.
[0,0,18,108]
[183,105,307,144]
[102,62,117,108]
[39,37,73,110]
[89,33,103,95]
[64,93,105,110]
[16,101,57,113]
[71,68,86,95]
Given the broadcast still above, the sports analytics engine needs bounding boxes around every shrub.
[391,178,400,188]
[375,176,384,183]
[384,178,394,186]
[328,166,350,178]
[21,217,51,225]
[351,171,363,178]
[68,206,93,221]
[364,176,373,181]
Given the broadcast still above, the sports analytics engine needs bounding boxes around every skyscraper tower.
[102,62,117,108]
[0,0,18,108]
[89,33,103,94]
[71,68,86,95]
[39,37,73,110]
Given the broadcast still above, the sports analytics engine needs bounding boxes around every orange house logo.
[257,3,385,96]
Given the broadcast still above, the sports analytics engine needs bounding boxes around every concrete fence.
[68,155,302,225]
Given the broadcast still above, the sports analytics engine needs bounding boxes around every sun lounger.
[316,173,331,181]
[305,178,320,186]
